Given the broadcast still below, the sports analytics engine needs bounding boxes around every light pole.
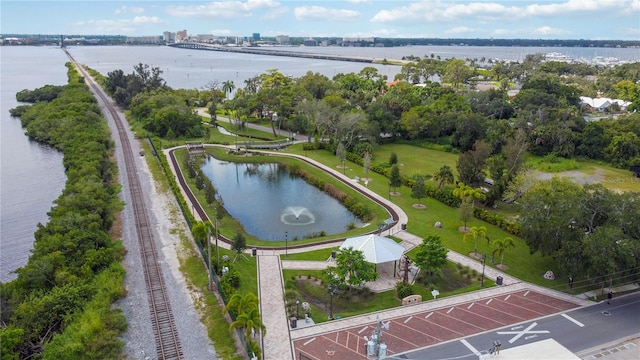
[328,283,339,320]
[296,299,300,318]
[285,231,288,257]
[214,208,220,273]
[481,254,486,288]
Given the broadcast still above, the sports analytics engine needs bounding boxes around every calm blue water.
[0,46,68,281]
[200,158,362,240]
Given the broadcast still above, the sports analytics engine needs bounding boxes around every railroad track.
[64,50,184,359]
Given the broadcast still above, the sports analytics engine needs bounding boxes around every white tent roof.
[339,234,405,264]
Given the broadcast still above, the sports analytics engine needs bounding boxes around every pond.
[200,157,363,241]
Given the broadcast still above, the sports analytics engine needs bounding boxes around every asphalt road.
[398,291,640,360]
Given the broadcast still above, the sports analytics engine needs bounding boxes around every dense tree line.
[518,178,640,280]
[104,64,210,138]
[1,63,125,359]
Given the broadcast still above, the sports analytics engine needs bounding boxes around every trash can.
[401,223,407,230]
[290,317,297,329]
[496,276,503,285]
[331,250,336,259]
[251,247,257,256]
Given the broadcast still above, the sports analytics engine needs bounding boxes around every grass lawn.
[526,154,640,192]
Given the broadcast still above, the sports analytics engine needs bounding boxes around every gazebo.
[339,234,405,265]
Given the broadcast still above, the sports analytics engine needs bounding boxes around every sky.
[1,0,639,40]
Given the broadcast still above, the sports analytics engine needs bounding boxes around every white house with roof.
[580,96,631,113]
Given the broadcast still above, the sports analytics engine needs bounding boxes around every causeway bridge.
[168,42,376,63]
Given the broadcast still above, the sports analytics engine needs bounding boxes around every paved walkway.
[257,255,294,360]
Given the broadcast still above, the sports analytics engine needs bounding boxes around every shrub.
[396,283,414,299]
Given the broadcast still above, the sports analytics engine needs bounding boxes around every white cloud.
[73,16,163,34]
[294,6,361,21]
[524,0,625,16]
[371,0,632,24]
[347,0,371,4]
[261,6,289,20]
[446,26,479,35]
[210,29,234,36]
[166,0,280,19]
[115,6,144,15]
[533,26,571,36]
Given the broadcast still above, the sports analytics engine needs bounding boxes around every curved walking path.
[162,119,594,360]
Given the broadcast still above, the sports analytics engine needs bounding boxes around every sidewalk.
[257,255,294,360]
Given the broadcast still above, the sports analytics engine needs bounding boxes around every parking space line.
[561,313,585,327]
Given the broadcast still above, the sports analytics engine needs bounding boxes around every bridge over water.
[168,42,377,64]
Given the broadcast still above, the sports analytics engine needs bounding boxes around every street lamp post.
[481,254,486,288]
[328,283,339,320]
[296,299,300,318]
[285,231,288,257]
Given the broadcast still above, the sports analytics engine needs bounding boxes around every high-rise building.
[252,33,260,41]
[176,29,188,42]
[163,31,176,43]
[276,35,290,45]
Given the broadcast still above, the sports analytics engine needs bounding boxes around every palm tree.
[224,292,258,316]
[222,80,235,98]
[229,307,266,339]
[433,165,454,188]
[492,237,516,268]
[464,225,487,256]
[453,182,486,205]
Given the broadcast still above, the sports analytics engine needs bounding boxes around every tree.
[324,247,378,290]
[459,199,474,232]
[433,165,454,188]
[224,292,265,339]
[224,292,259,316]
[389,165,402,195]
[456,140,491,186]
[453,182,486,206]
[229,308,266,339]
[414,235,449,276]
[191,221,210,247]
[389,152,398,166]
[411,175,427,206]
[222,80,235,98]
[518,178,584,257]
[443,58,473,91]
[231,232,247,259]
[204,181,217,207]
[464,226,487,256]
[336,142,346,169]
[492,237,515,268]
[363,152,372,180]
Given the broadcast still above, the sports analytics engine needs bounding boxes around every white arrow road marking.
[497,322,549,344]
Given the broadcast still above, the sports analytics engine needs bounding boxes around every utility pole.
[207,227,212,290]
